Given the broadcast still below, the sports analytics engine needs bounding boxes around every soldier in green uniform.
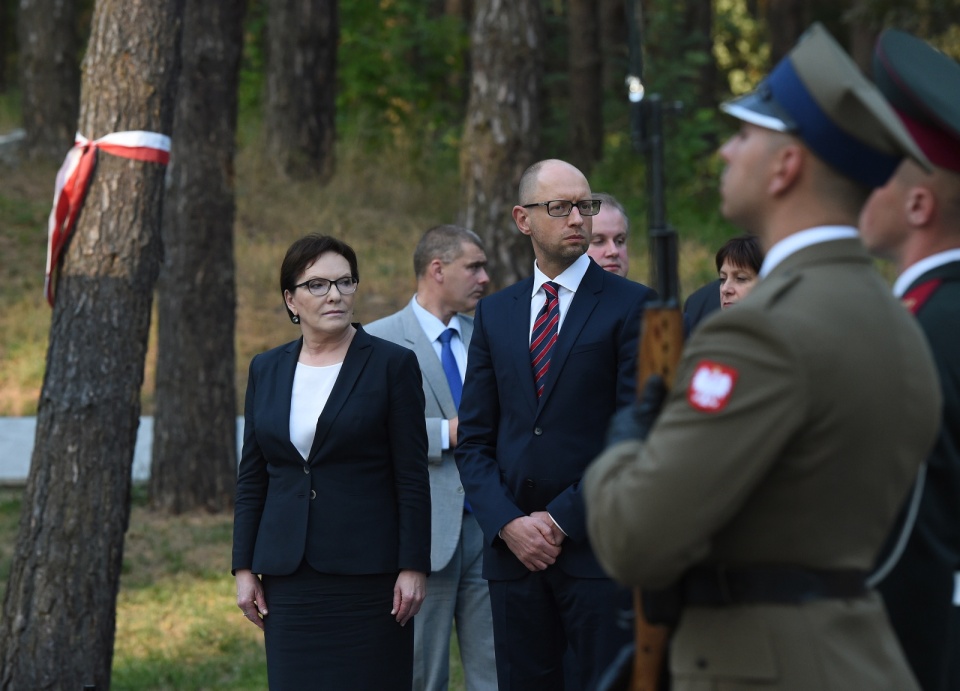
[859,29,960,691]
[583,24,942,691]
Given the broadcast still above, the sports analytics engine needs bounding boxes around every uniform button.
[534,427,543,436]
[456,486,465,495]
[310,489,317,500]
[525,478,536,488]
[303,466,310,474]
[696,657,708,670]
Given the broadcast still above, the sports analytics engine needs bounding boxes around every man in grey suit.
[366,225,498,691]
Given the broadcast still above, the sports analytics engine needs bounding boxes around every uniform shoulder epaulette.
[901,278,942,315]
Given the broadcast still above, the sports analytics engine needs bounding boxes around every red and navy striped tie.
[530,281,560,398]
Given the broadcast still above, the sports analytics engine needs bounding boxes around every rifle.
[626,2,683,690]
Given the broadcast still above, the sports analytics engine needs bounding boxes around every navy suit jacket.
[232,325,431,577]
[455,260,655,580]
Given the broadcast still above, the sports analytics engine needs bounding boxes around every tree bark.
[264,0,337,182]
[766,0,808,64]
[0,0,9,91]
[568,0,603,173]
[459,0,541,289]
[0,0,183,687]
[17,0,80,160]
[150,0,245,515]
[600,0,628,93]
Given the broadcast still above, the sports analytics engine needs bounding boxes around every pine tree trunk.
[0,0,9,91]
[600,0,628,94]
[684,0,715,110]
[767,0,808,64]
[264,0,338,182]
[17,0,80,160]
[459,0,541,289]
[568,0,603,173]
[0,0,183,687]
[149,0,245,515]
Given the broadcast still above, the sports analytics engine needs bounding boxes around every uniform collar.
[759,226,860,278]
[893,248,960,297]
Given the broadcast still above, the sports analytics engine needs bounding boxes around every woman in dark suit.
[233,234,431,690]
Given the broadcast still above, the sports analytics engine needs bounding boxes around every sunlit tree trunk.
[459,0,541,288]
[0,0,183,687]
[264,0,337,182]
[17,0,80,160]
[150,0,245,515]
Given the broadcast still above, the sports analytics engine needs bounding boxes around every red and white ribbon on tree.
[44,130,172,306]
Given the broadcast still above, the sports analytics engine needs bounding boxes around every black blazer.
[232,325,431,577]
[683,278,721,335]
[456,260,655,580]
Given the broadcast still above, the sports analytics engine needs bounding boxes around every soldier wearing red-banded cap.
[860,29,960,691]
[584,23,942,691]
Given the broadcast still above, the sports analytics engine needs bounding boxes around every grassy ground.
[0,485,467,690]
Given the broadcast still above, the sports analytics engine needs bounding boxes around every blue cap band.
[769,59,902,187]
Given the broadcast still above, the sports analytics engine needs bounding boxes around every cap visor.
[720,90,796,133]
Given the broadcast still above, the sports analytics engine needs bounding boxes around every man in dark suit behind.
[455,159,656,691]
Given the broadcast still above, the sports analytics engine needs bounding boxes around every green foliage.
[337,0,469,154]
[714,0,768,96]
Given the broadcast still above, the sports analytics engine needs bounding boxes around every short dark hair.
[280,234,359,322]
[716,234,763,274]
[413,225,484,277]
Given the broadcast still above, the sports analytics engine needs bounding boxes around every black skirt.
[261,561,413,691]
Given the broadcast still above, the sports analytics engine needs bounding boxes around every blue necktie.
[438,328,462,409]
[439,328,471,513]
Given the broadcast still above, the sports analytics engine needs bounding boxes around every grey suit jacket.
[366,299,474,572]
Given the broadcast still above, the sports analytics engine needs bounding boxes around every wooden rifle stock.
[630,305,683,691]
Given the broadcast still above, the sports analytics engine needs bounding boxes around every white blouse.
[289,361,343,460]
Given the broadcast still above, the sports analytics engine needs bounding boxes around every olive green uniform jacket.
[585,237,941,691]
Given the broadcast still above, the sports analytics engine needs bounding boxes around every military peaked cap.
[721,22,929,188]
[874,29,960,173]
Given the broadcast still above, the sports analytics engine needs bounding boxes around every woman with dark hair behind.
[232,234,431,690]
[717,234,763,309]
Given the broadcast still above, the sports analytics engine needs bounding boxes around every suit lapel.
[275,339,304,460]
[506,279,540,416]
[400,304,457,417]
[536,261,602,412]
[306,327,372,463]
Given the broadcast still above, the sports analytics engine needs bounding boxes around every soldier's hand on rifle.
[606,374,668,446]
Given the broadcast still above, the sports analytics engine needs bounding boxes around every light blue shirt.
[411,295,465,450]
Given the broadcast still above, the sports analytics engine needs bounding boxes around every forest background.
[0,0,959,688]
[2,0,957,421]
